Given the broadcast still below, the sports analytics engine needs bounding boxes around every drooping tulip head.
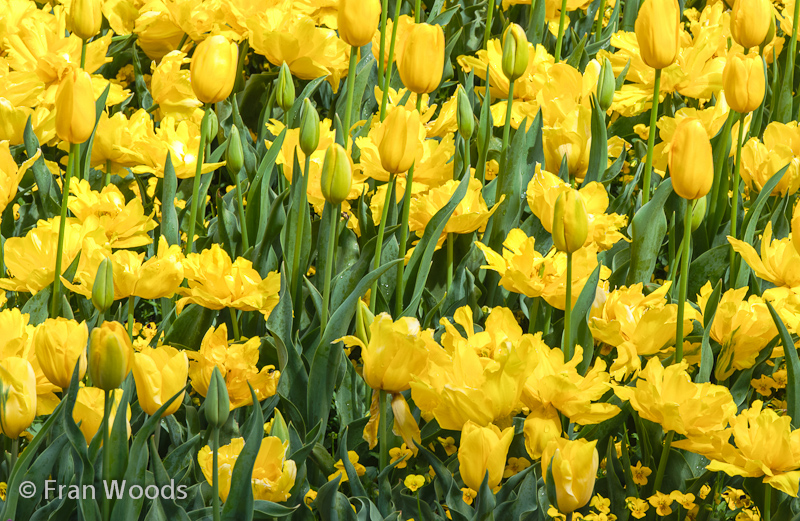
[668,118,714,200]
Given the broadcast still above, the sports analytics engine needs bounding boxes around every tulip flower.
[337,0,381,49]
[88,321,133,392]
[132,346,188,417]
[55,69,96,146]
[542,438,599,514]
[0,357,37,439]
[793,203,800,257]
[320,143,352,206]
[276,62,295,113]
[72,386,130,444]
[457,420,514,491]
[198,437,297,502]
[729,222,800,290]
[68,0,102,40]
[398,23,445,95]
[724,53,766,115]
[730,0,773,50]
[501,24,529,81]
[190,35,238,105]
[635,0,679,204]
[596,57,616,112]
[0,141,39,215]
[375,105,423,175]
[32,318,89,390]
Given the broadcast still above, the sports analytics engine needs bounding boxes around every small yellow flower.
[631,461,652,486]
[547,506,567,520]
[648,491,673,516]
[669,491,696,510]
[389,444,414,469]
[404,474,425,492]
[751,375,775,396]
[328,451,366,483]
[626,497,649,519]
[304,489,317,509]
[772,369,788,389]
[0,482,6,501]
[698,484,711,500]
[461,487,477,505]
[438,436,457,456]
[503,457,531,478]
[590,494,611,513]
[721,488,751,510]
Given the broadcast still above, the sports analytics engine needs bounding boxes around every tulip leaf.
[23,117,60,217]
[149,438,191,521]
[767,301,800,428]
[14,434,69,520]
[21,286,51,326]
[415,442,471,519]
[569,264,600,361]
[163,304,217,351]
[79,83,110,180]
[161,152,179,247]
[774,49,795,123]
[108,375,133,485]
[163,434,202,480]
[247,128,285,246]
[696,280,722,384]
[252,501,298,519]
[584,96,608,184]
[687,244,728,300]
[626,178,673,285]
[253,187,290,276]
[741,164,788,244]
[527,0,546,45]
[338,427,368,499]
[132,46,154,111]
[494,468,538,519]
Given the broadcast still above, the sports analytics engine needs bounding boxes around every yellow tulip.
[320,143,352,205]
[723,52,766,114]
[457,420,514,491]
[32,318,88,389]
[374,105,423,174]
[338,0,381,48]
[668,118,713,200]
[552,189,589,253]
[523,405,562,459]
[729,222,800,289]
[542,438,599,514]
[792,203,800,257]
[398,23,445,94]
[68,0,102,40]
[190,35,238,104]
[55,68,96,144]
[72,387,130,444]
[88,321,133,391]
[730,0,773,50]
[634,0,680,70]
[0,357,37,439]
[0,140,40,215]
[198,436,297,502]
[501,23,529,82]
[132,346,188,417]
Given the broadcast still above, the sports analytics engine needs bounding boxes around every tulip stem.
[564,251,573,362]
[51,142,79,318]
[102,389,112,521]
[229,308,240,341]
[642,68,661,205]
[414,0,422,22]
[378,390,389,471]
[185,107,209,256]
[446,233,454,292]
[528,297,541,334]
[212,427,221,521]
[651,430,674,495]
[501,83,515,163]
[594,0,607,42]
[320,203,338,333]
[342,46,359,150]
[9,438,18,473]
[80,41,87,69]
[234,166,249,252]
[291,155,311,310]
[483,0,495,49]
[554,0,569,63]
[127,295,134,342]
[370,176,396,312]
[378,0,389,83]
[379,0,403,122]
[764,483,772,521]
[730,112,746,287]
[104,160,111,187]
[675,201,692,363]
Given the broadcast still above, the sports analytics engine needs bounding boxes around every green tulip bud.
[691,196,707,231]
[269,409,290,444]
[91,257,115,312]
[355,300,374,347]
[205,366,230,429]
[501,23,529,82]
[226,125,244,177]
[201,109,218,141]
[456,86,474,140]
[552,190,589,253]
[277,62,295,113]
[320,143,352,205]
[596,58,616,113]
[299,98,320,156]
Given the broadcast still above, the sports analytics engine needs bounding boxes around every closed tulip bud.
[0,358,37,439]
[92,257,115,312]
[201,109,218,140]
[793,204,800,256]
[276,63,295,112]
[269,409,290,443]
[730,0,772,50]
[205,366,230,428]
[190,35,238,104]
[320,143,352,205]
[692,196,707,231]
[669,118,713,200]
[542,438,599,514]
[299,99,320,156]
[635,0,680,70]
[375,106,423,174]
[132,346,188,417]
[55,68,96,144]
[596,58,616,112]
[88,321,133,391]
[338,0,381,48]
[501,23,529,82]
[456,86,474,140]
[723,52,766,114]
[33,318,89,389]
[458,420,514,491]
[355,300,375,347]
[68,0,102,40]
[226,126,244,177]
[552,190,589,253]
[398,23,445,94]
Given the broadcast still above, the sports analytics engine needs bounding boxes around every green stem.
[177,33,189,52]
[501,82,515,161]
[378,390,389,471]
[9,437,18,474]
[594,0,607,42]
[554,0,569,63]
[185,107,209,255]
[675,200,692,363]
[764,483,772,521]
[342,47,359,150]
[446,233,454,292]
[320,203,339,332]
[642,68,662,205]
[564,251,573,362]
[212,427,220,521]
[528,297,540,334]
[80,40,87,69]
[52,142,79,317]
[651,430,674,494]
[291,155,312,301]
[730,112,746,287]
[103,389,112,521]
[542,302,552,335]
[229,308,240,341]
[414,0,422,22]
[370,176,396,312]
[379,0,403,121]
[234,167,249,252]
[378,0,389,84]
[104,160,111,187]
[127,295,134,341]
[483,0,495,48]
